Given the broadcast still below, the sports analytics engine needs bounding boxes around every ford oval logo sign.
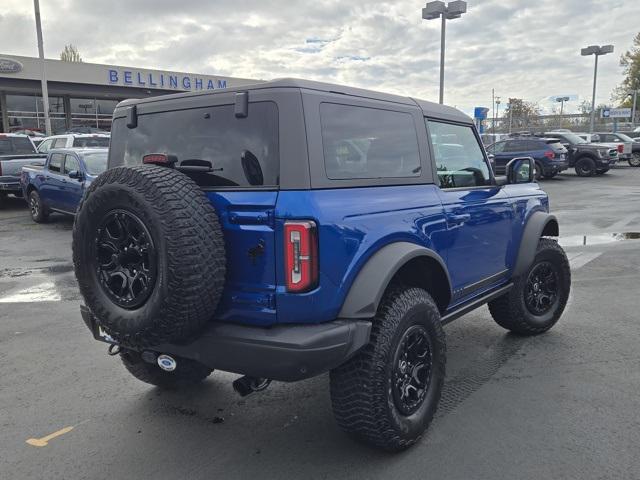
[0,58,23,74]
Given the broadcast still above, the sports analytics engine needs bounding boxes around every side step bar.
[441,283,513,326]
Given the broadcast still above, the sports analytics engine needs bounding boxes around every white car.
[576,133,632,161]
[37,133,110,153]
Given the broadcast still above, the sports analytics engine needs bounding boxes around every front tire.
[575,157,596,177]
[29,190,48,223]
[489,238,570,335]
[629,153,640,167]
[120,350,213,389]
[330,287,446,451]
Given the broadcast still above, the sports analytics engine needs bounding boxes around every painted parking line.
[26,426,74,447]
[568,251,603,271]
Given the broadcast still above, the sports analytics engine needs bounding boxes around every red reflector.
[617,144,624,153]
[143,153,169,165]
[543,150,555,159]
[284,221,318,293]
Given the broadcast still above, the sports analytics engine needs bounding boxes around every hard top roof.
[116,77,471,123]
[48,147,108,155]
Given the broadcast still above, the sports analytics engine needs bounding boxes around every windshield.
[73,137,110,148]
[0,136,36,155]
[614,133,633,142]
[83,152,108,175]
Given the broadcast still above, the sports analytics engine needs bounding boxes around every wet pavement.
[1,166,639,479]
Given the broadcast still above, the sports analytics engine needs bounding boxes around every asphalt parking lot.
[1,167,640,480]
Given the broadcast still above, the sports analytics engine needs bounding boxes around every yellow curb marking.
[26,426,74,447]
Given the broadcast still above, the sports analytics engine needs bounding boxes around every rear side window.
[49,153,63,172]
[53,138,67,148]
[73,137,110,148]
[320,103,421,180]
[109,102,279,188]
[427,120,490,189]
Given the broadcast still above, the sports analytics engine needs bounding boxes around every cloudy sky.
[1,0,639,114]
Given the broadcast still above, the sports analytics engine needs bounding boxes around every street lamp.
[628,90,638,127]
[581,44,614,133]
[555,96,570,127]
[422,1,467,104]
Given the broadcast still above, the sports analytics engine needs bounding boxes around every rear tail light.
[617,144,624,153]
[284,221,318,293]
[543,150,555,159]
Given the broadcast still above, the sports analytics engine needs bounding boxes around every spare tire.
[72,165,226,348]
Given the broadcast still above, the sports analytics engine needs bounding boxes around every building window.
[5,94,66,134]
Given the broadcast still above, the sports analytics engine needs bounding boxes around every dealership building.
[0,54,257,134]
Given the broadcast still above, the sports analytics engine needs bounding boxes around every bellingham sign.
[108,69,227,91]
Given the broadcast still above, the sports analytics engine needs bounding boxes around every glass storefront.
[4,94,119,134]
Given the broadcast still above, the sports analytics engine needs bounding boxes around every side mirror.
[506,157,534,184]
[68,170,82,180]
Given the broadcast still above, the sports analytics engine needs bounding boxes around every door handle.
[448,213,471,225]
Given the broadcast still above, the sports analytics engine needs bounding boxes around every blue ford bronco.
[73,79,571,451]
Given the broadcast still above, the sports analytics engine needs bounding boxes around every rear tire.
[629,153,640,167]
[489,238,570,335]
[29,190,49,223]
[534,162,544,181]
[575,157,596,177]
[330,287,446,451]
[120,350,213,389]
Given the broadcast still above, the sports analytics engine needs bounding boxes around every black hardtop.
[114,78,471,124]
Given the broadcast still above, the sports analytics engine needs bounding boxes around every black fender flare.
[513,212,559,277]
[338,242,452,319]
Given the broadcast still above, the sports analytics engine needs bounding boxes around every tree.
[60,44,82,62]
[612,32,640,107]
[502,98,540,128]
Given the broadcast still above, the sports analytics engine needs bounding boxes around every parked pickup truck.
[36,133,110,153]
[20,148,108,222]
[74,79,570,451]
[542,131,617,176]
[576,132,632,164]
[0,133,47,200]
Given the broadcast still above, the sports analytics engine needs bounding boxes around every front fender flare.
[513,212,559,277]
[338,242,452,319]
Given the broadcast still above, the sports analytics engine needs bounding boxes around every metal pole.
[632,90,638,127]
[590,54,598,133]
[508,104,512,134]
[33,0,52,136]
[492,88,495,135]
[439,14,446,104]
[559,100,564,128]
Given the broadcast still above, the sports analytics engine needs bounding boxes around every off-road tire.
[575,157,596,177]
[120,350,213,389]
[489,238,570,335]
[73,165,226,348]
[534,162,544,181]
[629,153,640,167]
[29,190,48,223]
[330,287,446,451]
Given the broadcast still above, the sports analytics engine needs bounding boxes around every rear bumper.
[0,177,21,193]
[80,305,371,382]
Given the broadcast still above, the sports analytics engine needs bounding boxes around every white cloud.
[1,0,638,114]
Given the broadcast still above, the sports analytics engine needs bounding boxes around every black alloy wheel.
[524,261,559,316]
[392,325,433,416]
[95,209,157,309]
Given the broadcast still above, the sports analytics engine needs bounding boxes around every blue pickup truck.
[21,148,108,222]
[73,79,571,451]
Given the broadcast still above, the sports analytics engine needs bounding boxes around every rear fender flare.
[338,242,452,319]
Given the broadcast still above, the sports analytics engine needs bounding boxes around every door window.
[427,120,491,189]
[487,141,507,154]
[63,155,80,175]
[49,153,63,172]
[53,137,67,148]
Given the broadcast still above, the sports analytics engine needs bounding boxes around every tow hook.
[232,376,272,397]
[107,344,121,356]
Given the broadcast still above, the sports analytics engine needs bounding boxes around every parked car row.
[0,133,110,205]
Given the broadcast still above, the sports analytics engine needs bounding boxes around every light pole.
[495,97,501,133]
[628,90,638,127]
[581,44,614,133]
[422,1,467,104]
[33,0,52,136]
[555,96,569,128]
